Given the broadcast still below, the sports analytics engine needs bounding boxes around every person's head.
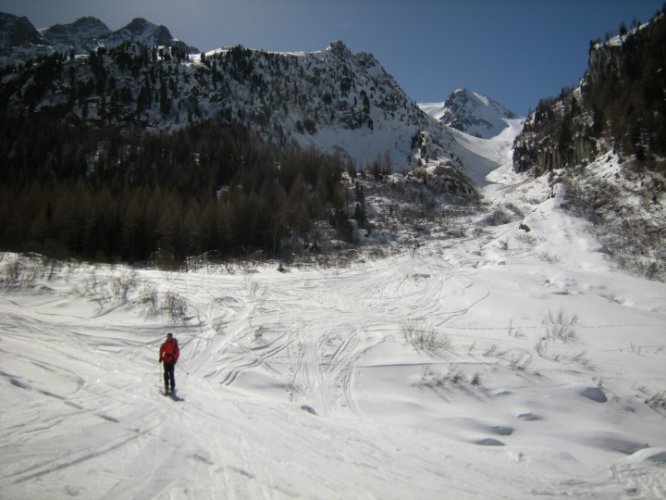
[166,333,173,340]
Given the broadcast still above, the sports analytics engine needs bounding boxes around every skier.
[159,332,180,394]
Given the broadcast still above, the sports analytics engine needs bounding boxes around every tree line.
[0,112,352,265]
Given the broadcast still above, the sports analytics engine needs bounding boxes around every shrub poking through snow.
[543,309,578,343]
[645,390,666,413]
[162,291,189,323]
[403,320,451,355]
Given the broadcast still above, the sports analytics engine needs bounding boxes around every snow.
[419,101,448,122]
[472,91,490,107]
[1,126,666,500]
[294,118,421,170]
[452,118,524,186]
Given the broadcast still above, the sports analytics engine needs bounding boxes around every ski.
[160,388,184,401]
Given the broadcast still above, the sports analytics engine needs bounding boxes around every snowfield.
[1,122,665,499]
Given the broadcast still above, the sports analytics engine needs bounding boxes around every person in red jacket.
[159,333,179,394]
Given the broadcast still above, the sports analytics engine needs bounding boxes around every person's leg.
[163,362,176,393]
[169,363,176,392]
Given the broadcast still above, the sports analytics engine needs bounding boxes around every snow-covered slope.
[421,88,516,139]
[451,117,525,186]
[2,128,665,499]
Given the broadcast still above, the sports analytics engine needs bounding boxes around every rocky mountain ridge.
[39,16,111,52]
[0,12,462,173]
[0,12,522,175]
[420,88,516,139]
[0,12,198,67]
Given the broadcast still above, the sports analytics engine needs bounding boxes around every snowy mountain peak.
[102,18,198,53]
[0,12,52,66]
[125,17,155,33]
[42,16,110,39]
[120,17,170,42]
[0,11,199,66]
[41,16,111,53]
[0,12,47,50]
[420,88,516,139]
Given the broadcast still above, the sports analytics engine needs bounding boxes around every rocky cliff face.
[512,86,598,176]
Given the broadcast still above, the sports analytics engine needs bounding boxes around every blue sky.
[1,0,663,115]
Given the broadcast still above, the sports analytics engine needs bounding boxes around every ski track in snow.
[1,124,666,499]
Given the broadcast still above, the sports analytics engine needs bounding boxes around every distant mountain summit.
[40,17,111,53]
[0,12,51,63]
[0,12,46,47]
[0,12,199,66]
[99,17,198,54]
[420,88,516,139]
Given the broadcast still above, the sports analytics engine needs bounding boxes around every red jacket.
[159,338,179,363]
